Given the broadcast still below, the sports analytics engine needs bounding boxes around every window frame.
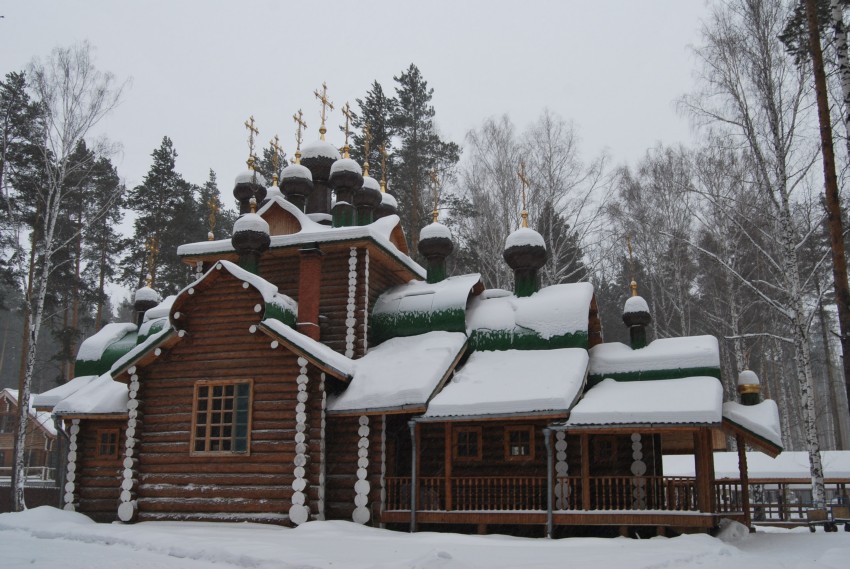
[93,428,121,462]
[190,379,253,456]
[504,425,535,461]
[453,426,483,461]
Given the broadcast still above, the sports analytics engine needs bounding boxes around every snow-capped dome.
[505,227,545,250]
[420,221,452,241]
[235,170,267,187]
[363,176,380,191]
[282,163,313,181]
[301,140,341,161]
[330,158,362,176]
[265,185,283,201]
[624,295,650,315]
[381,192,398,209]
[134,286,160,304]
[738,369,760,386]
[233,212,269,235]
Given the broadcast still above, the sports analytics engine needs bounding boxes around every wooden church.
[35,91,783,536]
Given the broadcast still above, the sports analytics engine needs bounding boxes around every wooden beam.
[736,434,752,528]
[581,434,590,510]
[445,422,453,511]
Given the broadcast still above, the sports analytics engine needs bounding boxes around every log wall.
[75,419,125,523]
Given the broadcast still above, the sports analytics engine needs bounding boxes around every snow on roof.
[134,286,160,303]
[375,274,479,318]
[328,331,467,414]
[75,323,138,364]
[3,389,57,435]
[664,451,850,480]
[110,326,173,375]
[589,336,720,377]
[363,176,380,191]
[144,295,175,322]
[53,372,128,416]
[330,157,362,175]
[505,227,545,249]
[176,214,424,278]
[467,282,594,339]
[564,376,724,427]
[423,348,588,419]
[261,318,354,379]
[233,212,269,234]
[302,140,341,161]
[420,222,451,241]
[738,369,759,386]
[723,400,782,448]
[265,185,284,201]
[211,260,297,317]
[624,295,649,314]
[235,170,267,186]
[381,192,398,208]
[33,375,98,410]
[282,163,312,180]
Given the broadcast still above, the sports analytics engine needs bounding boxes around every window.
[591,435,617,466]
[95,429,120,460]
[453,427,482,461]
[504,426,534,461]
[191,380,252,455]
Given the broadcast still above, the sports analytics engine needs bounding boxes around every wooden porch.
[382,475,744,528]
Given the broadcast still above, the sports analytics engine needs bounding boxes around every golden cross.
[145,236,159,287]
[270,135,282,185]
[293,109,307,164]
[362,123,373,176]
[517,160,530,228]
[626,235,637,296]
[244,115,259,169]
[341,102,354,158]
[208,196,219,240]
[430,169,440,223]
[313,82,334,141]
[379,143,388,193]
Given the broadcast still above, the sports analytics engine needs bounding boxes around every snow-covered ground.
[1,507,849,569]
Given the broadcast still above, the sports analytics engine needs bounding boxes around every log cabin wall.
[586,433,661,478]
[74,419,125,523]
[132,273,325,524]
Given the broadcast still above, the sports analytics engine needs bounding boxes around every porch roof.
[421,348,588,420]
[722,400,782,451]
[560,376,724,429]
[53,372,128,416]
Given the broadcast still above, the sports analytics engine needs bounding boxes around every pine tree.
[196,170,235,242]
[350,80,396,182]
[390,64,460,250]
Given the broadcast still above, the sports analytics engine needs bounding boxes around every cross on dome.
[313,82,334,141]
[244,115,259,169]
[341,102,354,158]
[292,109,307,164]
[517,160,530,228]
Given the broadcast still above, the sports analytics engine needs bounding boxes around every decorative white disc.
[292,478,306,492]
[117,501,135,522]
[354,479,370,495]
[292,491,305,505]
[354,494,368,508]
[358,425,370,437]
[289,504,309,525]
[352,506,370,525]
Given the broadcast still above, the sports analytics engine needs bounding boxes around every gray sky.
[2,0,710,198]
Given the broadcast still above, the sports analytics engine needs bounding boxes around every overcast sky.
[2,0,711,198]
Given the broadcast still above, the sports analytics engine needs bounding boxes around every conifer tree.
[196,169,235,242]
[350,80,396,182]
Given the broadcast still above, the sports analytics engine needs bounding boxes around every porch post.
[736,434,752,528]
[409,420,417,533]
[694,429,714,513]
[444,422,452,511]
[581,433,591,510]
[544,428,553,538]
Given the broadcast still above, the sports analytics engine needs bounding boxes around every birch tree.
[681,0,827,504]
[7,43,125,510]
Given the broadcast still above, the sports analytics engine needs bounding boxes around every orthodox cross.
[379,143,388,192]
[313,82,334,141]
[208,196,219,241]
[292,109,307,164]
[145,236,159,287]
[362,123,373,176]
[341,102,354,158]
[626,235,638,296]
[517,160,530,228]
[244,115,259,168]
[270,134,282,185]
[430,169,440,223]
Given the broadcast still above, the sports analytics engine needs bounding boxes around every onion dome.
[376,191,398,220]
[738,369,761,406]
[231,203,270,275]
[133,286,160,327]
[354,175,382,225]
[329,158,363,228]
[300,140,340,215]
[622,292,652,328]
[503,227,547,298]
[418,221,454,284]
[233,168,268,215]
[280,163,313,212]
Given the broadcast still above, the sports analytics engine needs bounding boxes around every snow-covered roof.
[233,212,269,234]
[110,326,174,376]
[76,323,138,364]
[176,214,424,278]
[420,222,451,241]
[260,318,354,380]
[143,295,175,322]
[588,336,720,384]
[723,400,782,449]
[302,140,341,161]
[623,295,649,314]
[422,348,588,420]
[738,369,759,386]
[330,157,362,175]
[328,331,467,414]
[363,176,379,191]
[53,372,128,416]
[134,286,160,303]
[505,227,545,249]
[33,375,98,410]
[467,282,594,350]
[235,170,267,186]
[664,451,850,480]
[265,186,284,201]
[281,163,312,180]
[381,192,398,208]
[3,389,57,435]
[563,376,724,428]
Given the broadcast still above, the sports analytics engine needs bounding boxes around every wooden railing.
[452,476,547,511]
[583,476,698,512]
[0,466,56,482]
